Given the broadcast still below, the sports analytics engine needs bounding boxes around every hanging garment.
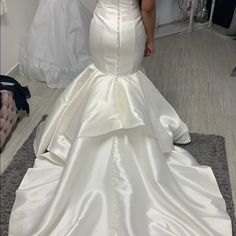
[19,0,95,88]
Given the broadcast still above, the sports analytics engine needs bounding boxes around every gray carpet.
[0,127,235,235]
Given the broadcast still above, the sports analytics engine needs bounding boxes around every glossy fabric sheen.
[9,0,232,235]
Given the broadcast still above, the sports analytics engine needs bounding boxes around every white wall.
[1,0,39,75]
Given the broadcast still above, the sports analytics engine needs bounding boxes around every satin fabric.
[9,0,232,235]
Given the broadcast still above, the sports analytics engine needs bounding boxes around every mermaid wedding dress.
[9,0,232,235]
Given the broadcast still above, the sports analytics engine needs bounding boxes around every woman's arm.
[140,0,156,56]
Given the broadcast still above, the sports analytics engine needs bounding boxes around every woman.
[19,0,96,89]
[9,0,232,235]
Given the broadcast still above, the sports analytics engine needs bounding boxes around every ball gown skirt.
[9,0,232,235]
[19,0,96,89]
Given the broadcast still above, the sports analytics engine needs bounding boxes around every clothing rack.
[189,0,216,31]
[155,0,216,39]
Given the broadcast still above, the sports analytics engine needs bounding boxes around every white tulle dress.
[19,0,96,88]
[9,0,232,235]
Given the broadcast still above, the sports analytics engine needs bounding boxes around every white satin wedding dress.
[9,0,232,235]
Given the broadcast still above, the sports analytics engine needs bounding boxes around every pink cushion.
[0,90,21,149]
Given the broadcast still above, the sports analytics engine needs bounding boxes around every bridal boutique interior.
[1,0,236,234]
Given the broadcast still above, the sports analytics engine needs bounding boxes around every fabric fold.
[34,64,190,160]
[10,128,231,236]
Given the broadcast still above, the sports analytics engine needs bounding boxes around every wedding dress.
[19,0,96,89]
[9,0,232,235]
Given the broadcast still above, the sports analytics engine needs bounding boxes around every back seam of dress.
[116,0,120,78]
[110,135,119,235]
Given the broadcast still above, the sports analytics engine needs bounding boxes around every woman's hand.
[141,0,156,57]
[144,40,155,57]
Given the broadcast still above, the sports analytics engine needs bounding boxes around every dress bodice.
[96,0,141,21]
[90,0,146,76]
[99,0,140,8]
